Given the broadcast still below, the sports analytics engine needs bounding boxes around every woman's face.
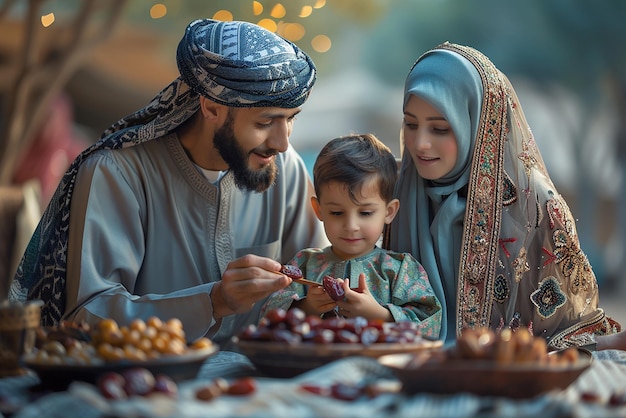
[402,95,458,180]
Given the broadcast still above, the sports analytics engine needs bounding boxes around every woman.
[384,42,625,350]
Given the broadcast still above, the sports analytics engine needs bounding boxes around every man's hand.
[211,254,289,319]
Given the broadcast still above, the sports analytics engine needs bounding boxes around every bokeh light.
[41,13,54,27]
[299,6,313,18]
[279,23,305,41]
[311,34,331,53]
[149,4,167,19]
[270,3,286,19]
[252,1,263,16]
[257,18,277,32]
[213,10,234,21]
[313,0,326,9]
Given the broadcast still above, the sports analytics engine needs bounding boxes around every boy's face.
[311,178,399,260]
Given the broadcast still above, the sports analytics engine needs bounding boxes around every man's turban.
[177,19,316,108]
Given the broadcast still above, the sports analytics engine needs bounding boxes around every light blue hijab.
[388,47,483,343]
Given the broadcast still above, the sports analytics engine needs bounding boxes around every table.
[2,350,626,418]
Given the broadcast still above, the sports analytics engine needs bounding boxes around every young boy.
[264,134,441,337]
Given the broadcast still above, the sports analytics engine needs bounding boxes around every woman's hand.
[596,331,626,351]
[212,254,288,319]
[336,273,393,321]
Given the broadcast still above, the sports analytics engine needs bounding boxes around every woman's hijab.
[390,47,483,343]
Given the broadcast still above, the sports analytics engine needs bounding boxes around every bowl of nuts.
[21,317,217,390]
[233,308,442,378]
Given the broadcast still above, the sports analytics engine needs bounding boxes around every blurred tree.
[0,0,128,185]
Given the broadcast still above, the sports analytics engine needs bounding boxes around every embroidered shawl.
[384,42,620,348]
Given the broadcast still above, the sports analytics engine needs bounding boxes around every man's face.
[213,107,301,193]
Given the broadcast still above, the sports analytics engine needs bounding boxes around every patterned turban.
[9,19,317,326]
[177,19,317,108]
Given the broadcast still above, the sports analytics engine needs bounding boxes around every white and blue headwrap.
[9,19,317,325]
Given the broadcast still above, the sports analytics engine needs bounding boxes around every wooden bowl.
[378,349,592,398]
[234,337,442,378]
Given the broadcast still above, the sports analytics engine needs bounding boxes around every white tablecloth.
[5,350,626,418]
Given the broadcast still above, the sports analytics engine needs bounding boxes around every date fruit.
[243,308,430,345]
[122,367,155,396]
[323,275,345,301]
[97,372,127,400]
[153,374,178,397]
[226,377,257,396]
[281,264,303,280]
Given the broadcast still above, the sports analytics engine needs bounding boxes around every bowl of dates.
[234,308,442,377]
[378,327,592,398]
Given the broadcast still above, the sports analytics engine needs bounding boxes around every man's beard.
[213,115,278,193]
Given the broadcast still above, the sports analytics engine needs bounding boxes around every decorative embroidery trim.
[547,197,565,229]
[548,309,622,350]
[517,150,537,180]
[512,247,530,283]
[535,198,542,228]
[542,247,557,267]
[467,253,488,285]
[493,274,509,303]
[502,172,517,206]
[498,237,516,258]
[508,311,521,331]
[438,43,507,335]
[548,196,595,296]
[530,276,567,319]
[460,285,481,328]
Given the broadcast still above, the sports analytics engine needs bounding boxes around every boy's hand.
[337,273,393,321]
[296,285,336,316]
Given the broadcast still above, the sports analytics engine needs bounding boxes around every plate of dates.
[234,308,442,378]
[378,327,592,398]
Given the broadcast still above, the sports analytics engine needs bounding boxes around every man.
[9,19,328,349]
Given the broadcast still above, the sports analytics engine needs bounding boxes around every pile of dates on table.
[237,307,431,346]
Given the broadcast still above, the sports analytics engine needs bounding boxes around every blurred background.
[0,1,624,314]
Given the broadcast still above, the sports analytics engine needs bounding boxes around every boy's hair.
[313,133,398,203]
